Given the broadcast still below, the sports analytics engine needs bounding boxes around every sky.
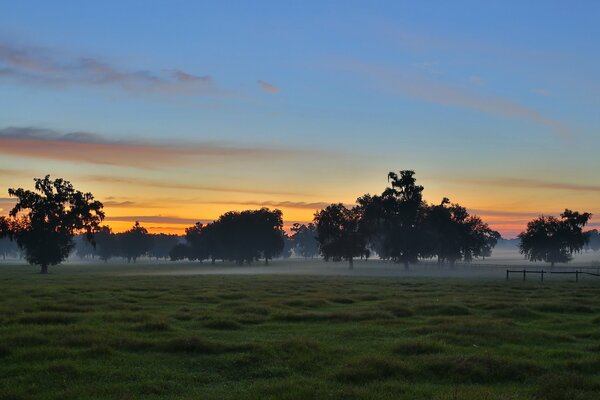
[0,1,599,238]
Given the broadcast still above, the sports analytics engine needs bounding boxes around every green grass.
[1,263,600,399]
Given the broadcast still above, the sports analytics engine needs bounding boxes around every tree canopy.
[314,203,368,268]
[519,210,592,267]
[0,176,104,273]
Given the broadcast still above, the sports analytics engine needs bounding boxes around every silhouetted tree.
[118,221,153,263]
[95,226,116,262]
[169,243,190,261]
[519,210,591,267]
[291,223,319,258]
[176,208,285,265]
[0,176,104,273]
[184,222,210,262]
[314,203,367,269]
[425,199,500,265]
[586,229,600,252]
[252,208,285,265]
[359,171,427,269]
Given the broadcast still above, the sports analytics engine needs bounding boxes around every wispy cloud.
[85,175,307,197]
[462,177,600,193]
[0,126,312,168]
[257,79,280,94]
[204,200,333,210]
[337,60,569,136]
[0,40,218,95]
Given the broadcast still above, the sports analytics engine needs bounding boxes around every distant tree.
[314,203,368,269]
[118,221,153,263]
[519,210,592,267]
[95,226,116,262]
[587,229,600,252]
[150,233,179,260]
[278,234,293,259]
[291,223,319,258]
[169,243,190,261]
[0,176,104,273]
[0,236,19,260]
[73,234,96,260]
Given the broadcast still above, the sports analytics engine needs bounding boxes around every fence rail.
[506,269,600,282]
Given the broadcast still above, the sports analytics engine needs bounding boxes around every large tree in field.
[359,170,427,269]
[0,176,104,273]
[314,203,367,269]
[519,210,592,267]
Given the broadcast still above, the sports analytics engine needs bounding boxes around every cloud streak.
[339,61,569,136]
[0,127,312,168]
[85,175,308,197]
[0,41,217,95]
[257,80,280,93]
[456,177,600,193]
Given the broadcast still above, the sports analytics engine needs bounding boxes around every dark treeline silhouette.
[170,208,285,265]
[72,222,179,263]
[314,171,501,269]
[0,173,595,273]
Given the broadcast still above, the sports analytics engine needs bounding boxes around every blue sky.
[1,1,599,236]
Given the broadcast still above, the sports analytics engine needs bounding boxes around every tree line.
[0,173,594,273]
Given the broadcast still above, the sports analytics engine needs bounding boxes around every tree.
[0,236,20,260]
[358,171,427,269]
[169,243,190,261]
[586,229,600,252]
[252,208,285,265]
[314,203,367,269]
[0,176,104,273]
[149,233,179,260]
[425,199,500,265]
[95,226,117,262]
[519,210,592,267]
[291,223,319,258]
[118,221,153,263]
[185,222,210,262]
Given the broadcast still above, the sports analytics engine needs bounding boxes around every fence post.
[506,270,509,281]
[541,270,544,282]
[523,269,526,281]
[576,270,579,282]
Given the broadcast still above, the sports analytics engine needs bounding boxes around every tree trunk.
[551,261,555,268]
[40,264,48,274]
[348,257,354,269]
[265,258,269,265]
[211,258,216,265]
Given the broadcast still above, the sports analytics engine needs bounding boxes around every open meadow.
[1,260,600,399]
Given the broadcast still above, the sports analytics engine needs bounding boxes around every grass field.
[1,262,600,399]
